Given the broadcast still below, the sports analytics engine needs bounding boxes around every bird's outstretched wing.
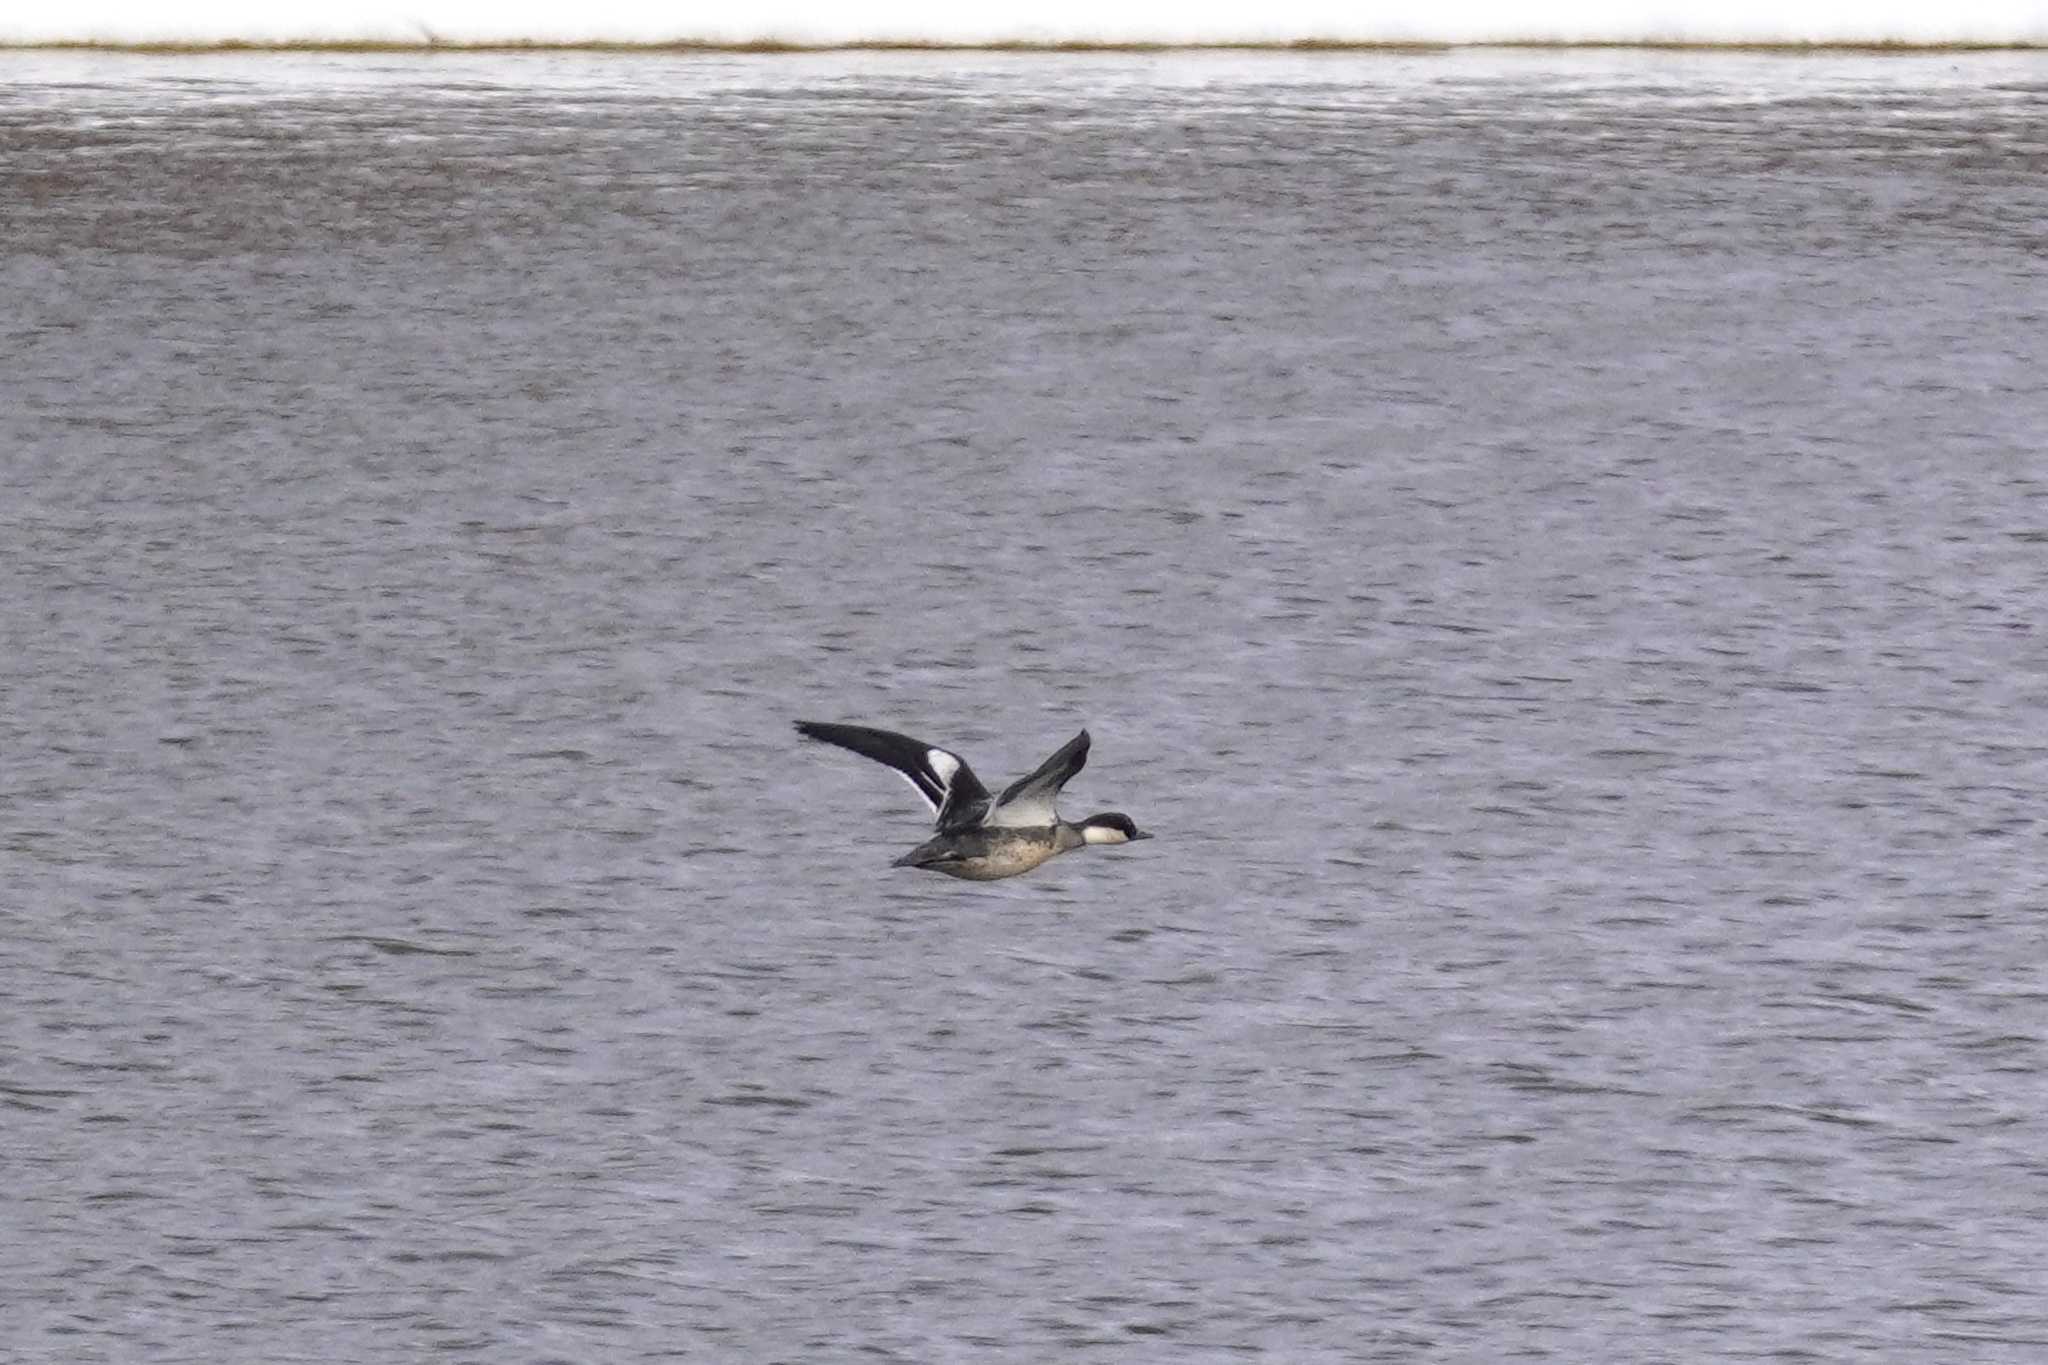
[983,730,1089,830]
[795,721,992,831]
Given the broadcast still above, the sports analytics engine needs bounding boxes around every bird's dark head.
[1079,812,1151,845]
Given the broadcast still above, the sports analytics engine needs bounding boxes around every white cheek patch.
[1081,823,1127,845]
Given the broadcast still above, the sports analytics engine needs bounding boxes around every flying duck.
[794,721,1150,880]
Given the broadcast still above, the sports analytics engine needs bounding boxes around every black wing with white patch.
[985,729,1090,829]
[795,721,992,831]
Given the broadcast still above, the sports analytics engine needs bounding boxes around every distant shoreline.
[5,37,2043,55]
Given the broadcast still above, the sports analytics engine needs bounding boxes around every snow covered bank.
[6,0,2045,49]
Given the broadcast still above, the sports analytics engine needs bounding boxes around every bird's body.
[891,824,1078,881]
[794,721,1149,880]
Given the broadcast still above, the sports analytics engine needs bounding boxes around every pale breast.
[935,829,1064,881]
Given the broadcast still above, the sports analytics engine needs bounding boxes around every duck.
[794,720,1151,880]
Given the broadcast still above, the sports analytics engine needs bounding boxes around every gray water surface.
[5,49,2048,1362]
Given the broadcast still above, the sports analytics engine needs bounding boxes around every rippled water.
[5,48,2048,1361]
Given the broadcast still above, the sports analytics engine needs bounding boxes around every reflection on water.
[4,49,2047,1362]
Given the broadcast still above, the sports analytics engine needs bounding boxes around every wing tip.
[1066,728,1092,767]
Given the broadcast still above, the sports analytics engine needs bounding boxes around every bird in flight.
[795,721,1150,880]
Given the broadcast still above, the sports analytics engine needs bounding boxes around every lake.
[4,47,2047,1361]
